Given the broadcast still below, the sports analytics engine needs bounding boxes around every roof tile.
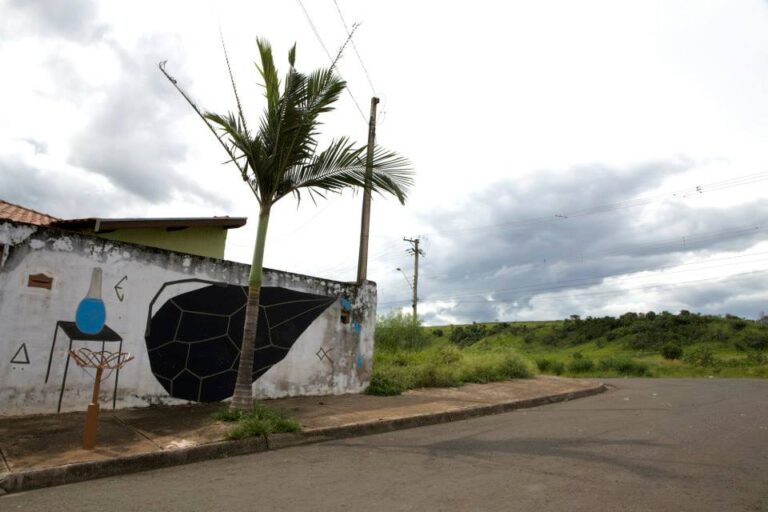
[0,199,59,226]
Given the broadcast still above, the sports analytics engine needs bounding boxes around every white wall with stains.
[0,220,375,416]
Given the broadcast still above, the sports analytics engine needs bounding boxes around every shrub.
[450,323,488,346]
[375,312,430,350]
[550,360,566,375]
[436,345,463,364]
[740,332,768,351]
[599,357,651,376]
[684,346,718,367]
[538,358,566,375]
[415,363,462,388]
[661,343,684,360]
[730,318,748,331]
[365,373,408,396]
[215,404,300,441]
[432,328,444,337]
[462,354,533,383]
[568,358,595,373]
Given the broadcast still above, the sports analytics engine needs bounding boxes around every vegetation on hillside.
[367,311,768,395]
[366,312,534,396]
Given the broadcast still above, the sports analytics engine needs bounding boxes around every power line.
[378,250,768,306]
[417,170,768,238]
[330,0,377,95]
[295,0,368,123]
[382,268,768,309]
[317,215,768,281]
[308,169,768,278]
[452,268,768,306]
[417,221,767,282]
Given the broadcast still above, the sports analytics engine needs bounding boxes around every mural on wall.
[10,343,30,365]
[113,275,127,302]
[316,346,334,363]
[45,267,127,412]
[144,280,336,402]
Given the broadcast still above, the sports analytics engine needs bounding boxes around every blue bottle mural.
[76,268,106,334]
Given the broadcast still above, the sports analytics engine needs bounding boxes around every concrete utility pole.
[356,97,379,283]
[403,237,424,320]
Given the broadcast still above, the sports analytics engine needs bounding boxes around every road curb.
[0,382,607,494]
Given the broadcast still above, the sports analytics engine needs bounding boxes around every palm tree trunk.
[230,204,271,411]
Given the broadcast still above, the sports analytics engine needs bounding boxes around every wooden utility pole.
[403,237,424,320]
[356,97,379,283]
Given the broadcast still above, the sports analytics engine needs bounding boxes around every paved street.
[3,379,767,511]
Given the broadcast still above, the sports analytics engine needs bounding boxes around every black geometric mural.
[145,283,335,402]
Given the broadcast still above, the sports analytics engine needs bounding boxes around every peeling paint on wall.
[0,220,377,416]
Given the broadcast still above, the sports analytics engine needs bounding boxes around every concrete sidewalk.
[0,376,605,493]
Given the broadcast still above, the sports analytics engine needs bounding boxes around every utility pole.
[403,237,424,320]
[356,97,379,283]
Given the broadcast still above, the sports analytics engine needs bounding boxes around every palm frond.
[278,139,412,204]
[161,39,412,208]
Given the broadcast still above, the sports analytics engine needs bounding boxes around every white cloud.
[2,0,768,323]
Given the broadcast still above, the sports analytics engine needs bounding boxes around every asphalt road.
[3,379,767,512]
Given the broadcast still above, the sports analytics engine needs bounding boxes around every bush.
[450,323,488,346]
[684,346,718,367]
[740,332,768,351]
[568,358,595,373]
[599,357,651,376]
[214,404,300,440]
[550,360,566,375]
[432,328,444,337]
[365,373,408,396]
[661,343,684,360]
[537,358,567,375]
[461,354,533,383]
[375,312,430,350]
[436,345,463,364]
[415,363,462,388]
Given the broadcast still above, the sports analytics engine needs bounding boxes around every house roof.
[0,198,247,232]
[0,199,59,226]
[50,216,247,232]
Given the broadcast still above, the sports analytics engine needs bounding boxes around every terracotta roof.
[0,199,59,226]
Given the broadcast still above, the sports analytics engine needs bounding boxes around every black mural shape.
[145,284,335,402]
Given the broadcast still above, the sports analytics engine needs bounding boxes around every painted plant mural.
[145,281,335,402]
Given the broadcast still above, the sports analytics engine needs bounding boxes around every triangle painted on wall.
[11,343,30,365]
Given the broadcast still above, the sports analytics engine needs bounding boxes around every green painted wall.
[95,227,228,259]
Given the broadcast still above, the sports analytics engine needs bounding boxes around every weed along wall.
[0,220,375,416]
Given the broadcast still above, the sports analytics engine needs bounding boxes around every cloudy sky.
[2,0,768,324]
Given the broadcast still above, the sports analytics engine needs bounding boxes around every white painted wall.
[0,221,375,416]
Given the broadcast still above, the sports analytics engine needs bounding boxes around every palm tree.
[159,38,412,411]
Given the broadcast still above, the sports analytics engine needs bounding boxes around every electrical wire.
[331,0,377,95]
[378,250,768,306]
[296,0,368,123]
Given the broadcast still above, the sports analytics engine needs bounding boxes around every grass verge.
[214,403,300,442]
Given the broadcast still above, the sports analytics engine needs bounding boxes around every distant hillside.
[446,311,768,352]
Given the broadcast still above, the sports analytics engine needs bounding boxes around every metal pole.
[412,239,419,320]
[356,97,379,283]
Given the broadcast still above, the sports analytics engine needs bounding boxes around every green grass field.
[368,312,768,395]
